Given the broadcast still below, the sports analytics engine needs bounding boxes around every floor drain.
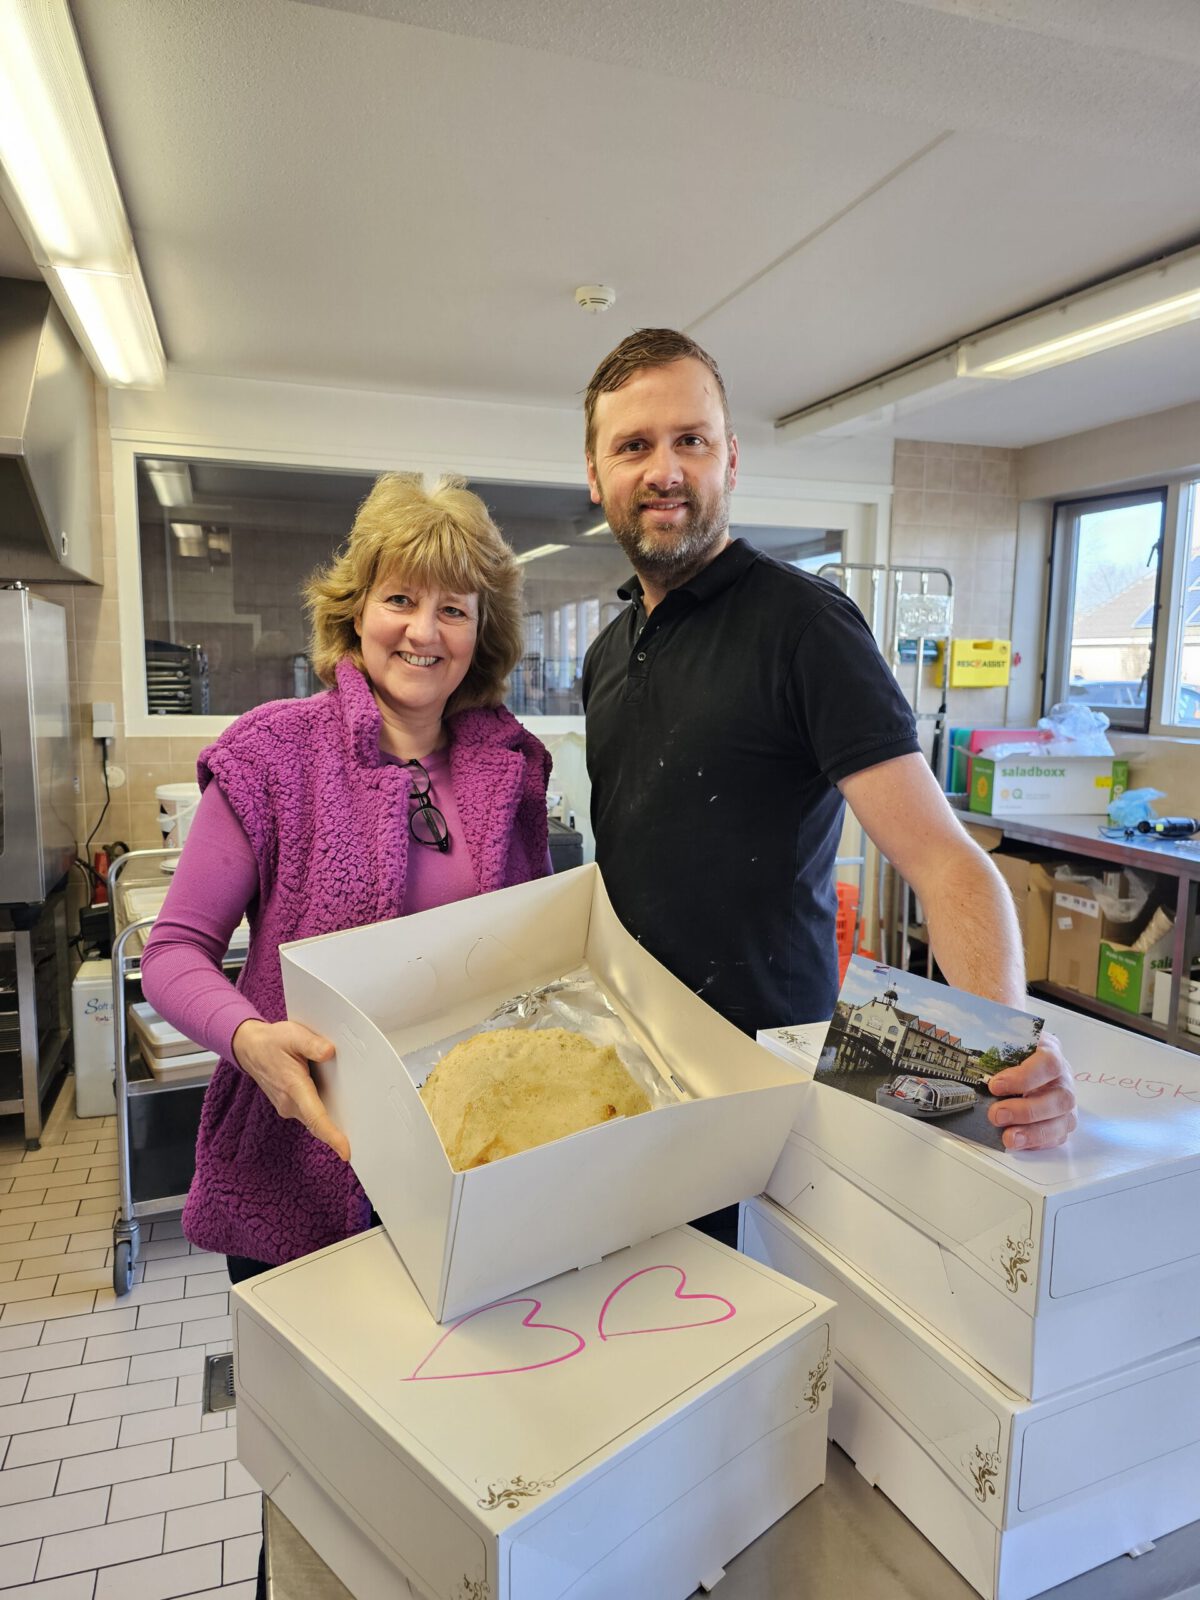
[203,1352,236,1414]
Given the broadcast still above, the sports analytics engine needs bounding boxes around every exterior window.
[853,1012,862,1023]
[1164,482,1200,728]
[887,1025,898,1036]
[1045,489,1167,732]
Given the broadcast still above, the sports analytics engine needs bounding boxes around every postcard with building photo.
[815,957,1045,1152]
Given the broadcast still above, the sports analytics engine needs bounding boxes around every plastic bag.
[1036,702,1114,756]
[1108,788,1165,829]
[1052,864,1154,927]
[399,964,682,1110]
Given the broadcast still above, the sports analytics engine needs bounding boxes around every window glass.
[1167,482,1200,728]
[136,456,841,720]
[1051,491,1166,732]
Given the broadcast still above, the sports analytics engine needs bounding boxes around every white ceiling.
[65,0,1200,446]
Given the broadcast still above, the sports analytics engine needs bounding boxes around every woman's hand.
[232,1019,351,1161]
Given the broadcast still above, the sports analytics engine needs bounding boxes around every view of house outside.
[1067,486,1200,725]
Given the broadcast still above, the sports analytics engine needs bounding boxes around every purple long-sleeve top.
[141,744,509,1064]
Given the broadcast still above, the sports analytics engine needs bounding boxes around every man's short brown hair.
[583,328,731,457]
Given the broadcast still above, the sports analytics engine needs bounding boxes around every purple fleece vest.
[181,658,551,1264]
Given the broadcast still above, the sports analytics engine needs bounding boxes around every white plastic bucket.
[156,782,201,849]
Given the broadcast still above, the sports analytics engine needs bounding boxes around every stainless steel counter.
[263,1442,1200,1600]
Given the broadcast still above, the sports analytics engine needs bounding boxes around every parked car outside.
[1068,679,1200,723]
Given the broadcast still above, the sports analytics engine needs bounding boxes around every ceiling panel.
[67,0,1200,446]
[71,0,941,407]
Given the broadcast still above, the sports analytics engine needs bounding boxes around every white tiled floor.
[0,1081,258,1599]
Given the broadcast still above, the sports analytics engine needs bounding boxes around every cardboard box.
[1046,875,1140,996]
[1095,908,1174,1015]
[967,755,1128,817]
[741,1199,1200,1600]
[233,1225,836,1600]
[1151,969,1200,1034]
[70,958,115,1118]
[986,855,1058,985]
[280,865,806,1323]
[758,1004,1200,1400]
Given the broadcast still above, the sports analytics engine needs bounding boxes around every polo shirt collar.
[616,537,758,606]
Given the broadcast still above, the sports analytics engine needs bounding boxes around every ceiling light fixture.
[144,460,193,509]
[581,519,611,538]
[957,247,1200,378]
[514,543,569,565]
[0,0,165,387]
[776,242,1200,439]
[776,350,961,440]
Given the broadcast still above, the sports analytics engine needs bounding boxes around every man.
[580,329,1075,1206]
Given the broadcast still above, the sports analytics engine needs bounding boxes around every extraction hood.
[0,276,98,583]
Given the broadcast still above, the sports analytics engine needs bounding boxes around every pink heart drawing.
[597,1265,737,1341]
[404,1297,586,1382]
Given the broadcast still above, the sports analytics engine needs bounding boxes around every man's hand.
[987,1031,1076,1151]
[232,1019,350,1162]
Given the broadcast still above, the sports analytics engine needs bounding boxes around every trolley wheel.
[113,1240,134,1297]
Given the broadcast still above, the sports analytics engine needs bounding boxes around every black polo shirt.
[582,539,920,1034]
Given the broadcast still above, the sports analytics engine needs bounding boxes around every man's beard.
[600,479,732,587]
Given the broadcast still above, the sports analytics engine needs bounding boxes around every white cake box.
[741,1197,1200,1600]
[280,865,806,1323]
[758,1006,1200,1399]
[233,1224,836,1600]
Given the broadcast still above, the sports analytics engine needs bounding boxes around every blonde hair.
[304,473,523,714]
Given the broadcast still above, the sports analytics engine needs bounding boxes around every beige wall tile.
[892,487,924,523]
[892,453,924,490]
[923,491,953,527]
[977,493,1017,532]
[924,455,954,492]
[951,458,982,494]
[169,736,208,765]
[980,459,1015,495]
[952,443,983,460]
[949,491,978,530]
[127,801,165,850]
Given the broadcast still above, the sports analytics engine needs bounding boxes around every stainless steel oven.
[0,584,74,904]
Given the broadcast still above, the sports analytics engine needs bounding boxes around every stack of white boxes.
[745,1005,1200,1600]
[231,867,835,1600]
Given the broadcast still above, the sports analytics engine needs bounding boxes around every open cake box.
[280,865,806,1323]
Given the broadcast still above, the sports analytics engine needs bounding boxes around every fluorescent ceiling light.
[958,248,1200,378]
[776,350,961,441]
[0,0,165,387]
[515,543,569,564]
[581,519,611,538]
[170,521,206,558]
[775,243,1200,438]
[144,460,193,508]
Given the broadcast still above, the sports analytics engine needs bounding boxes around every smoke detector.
[575,284,616,314]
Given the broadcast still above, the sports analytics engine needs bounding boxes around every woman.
[141,472,552,1279]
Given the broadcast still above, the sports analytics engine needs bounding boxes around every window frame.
[1043,486,1169,734]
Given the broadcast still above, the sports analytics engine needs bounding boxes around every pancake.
[419,1026,651,1170]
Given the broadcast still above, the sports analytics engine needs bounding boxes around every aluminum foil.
[401,964,681,1109]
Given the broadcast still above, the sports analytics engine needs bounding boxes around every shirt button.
[636,651,647,662]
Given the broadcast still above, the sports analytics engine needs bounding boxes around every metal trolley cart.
[108,848,243,1295]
